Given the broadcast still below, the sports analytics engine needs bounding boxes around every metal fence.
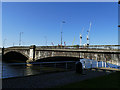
[2,61,76,78]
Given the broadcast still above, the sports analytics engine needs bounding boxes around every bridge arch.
[35,56,80,62]
[3,51,29,63]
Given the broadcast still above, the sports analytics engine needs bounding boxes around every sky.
[2,2,118,47]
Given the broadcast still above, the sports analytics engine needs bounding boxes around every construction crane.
[64,41,66,46]
[87,22,92,46]
[51,42,54,46]
[80,27,84,46]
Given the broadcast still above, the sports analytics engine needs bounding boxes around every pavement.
[2,69,112,88]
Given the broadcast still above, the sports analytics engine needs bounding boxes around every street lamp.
[60,21,65,46]
[19,32,23,46]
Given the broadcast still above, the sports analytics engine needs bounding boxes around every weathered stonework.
[2,45,120,65]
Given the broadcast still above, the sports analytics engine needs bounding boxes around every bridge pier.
[27,45,36,63]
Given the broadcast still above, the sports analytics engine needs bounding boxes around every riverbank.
[58,71,120,88]
[2,69,113,88]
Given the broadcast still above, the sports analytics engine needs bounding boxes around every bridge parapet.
[36,45,120,50]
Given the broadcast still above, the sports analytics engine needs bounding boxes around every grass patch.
[57,72,120,88]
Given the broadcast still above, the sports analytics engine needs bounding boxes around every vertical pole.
[19,32,21,46]
[105,58,106,68]
[61,32,62,46]
[96,55,98,68]
[101,54,103,67]
[83,61,86,69]
[87,35,89,46]
[19,32,23,46]
[60,21,65,47]
[80,34,82,47]
[96,61,98,68]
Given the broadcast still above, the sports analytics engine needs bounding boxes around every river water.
[0,54,120,79]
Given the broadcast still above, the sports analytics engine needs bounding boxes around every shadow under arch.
[3,51,28,63]
[36,56,80,62]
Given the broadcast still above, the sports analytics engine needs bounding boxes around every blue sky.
[2,2,118,47]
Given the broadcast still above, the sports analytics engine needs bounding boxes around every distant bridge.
[2,45,120,66]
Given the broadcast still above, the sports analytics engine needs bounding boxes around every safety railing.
[36,45,120,50]
[2,61,76,78]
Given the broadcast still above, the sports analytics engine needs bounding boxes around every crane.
[80,27,84,46]
[51,42,54,46]
[64,41,66,46]
[87,22,92,46]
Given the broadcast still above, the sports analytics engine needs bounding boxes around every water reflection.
[2,62,40,78]
[2,59,120,79]
[26,64,33,67]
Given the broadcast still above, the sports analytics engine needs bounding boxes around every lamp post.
[19,32,23,46]
[60,21,65,46]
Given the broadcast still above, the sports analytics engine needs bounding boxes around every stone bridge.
[2,45,120,65]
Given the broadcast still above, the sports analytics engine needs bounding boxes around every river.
[0,54,120,79]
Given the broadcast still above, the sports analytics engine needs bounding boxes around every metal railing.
[4,45,120,51]
[36,45,120,50]
[2,61,76,78]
